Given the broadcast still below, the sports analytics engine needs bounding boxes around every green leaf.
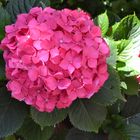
[0,7,11,40]
[107,11,120,26]
[108,129,130,140]
[124,124,140,139]
[105,38,118,67]
[105,115,130,140]
[6,0,50,22]
[50,127,68,140]
[91,66,125,106]
[0,52,6,81]
[66,128,105,140]
[0,87,27,138]
[126,113,140,126]
[116,39,131,55]
[123,77,139,96]
[111,22,120,37]
[69,99,107,132]
[121,96,140,117]
[124,113,140,139]
[109,116,140,140]
[5,135,16,140]
[112,14,140,40]
[97,11,109,36]
[17,118,54,140]
[108,101,125,115]
[31,107,68,127]
[111,15,140,76]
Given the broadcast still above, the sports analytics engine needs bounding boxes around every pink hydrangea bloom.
[0,7,110,112]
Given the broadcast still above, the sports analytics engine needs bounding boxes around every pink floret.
[0,7,110,112]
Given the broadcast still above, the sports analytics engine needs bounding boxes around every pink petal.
[5,25,15,33]
[73,32,82,42]
[35,95,45,111]
[84,46,99,58]
[44,7,56,13]
[73,56,82,69]
[30,28,40,40]
[91,26,101,37]
[40,30,53,40]
[50,47,59,58]
[83,78,93,85]
[54,72,64,79]
[7,81,21,93]
[33,40,42,50]
[68,64,75,74]
[45,101,55,112]
[95,37,103,43]
[28,67,38,81]
[21,55,32,64]
[68,91,77,101]
[37,50,49,62]
[98,64,107,74]
[12,93,25,101]
[59,60,69,70]
[72,45,82,53]
[88,58,97,68]
[76,87,87,98]
[98,73,109,86]
[32,56,40,64]
[85,38,95,47]
[99,42,110,55]
[29,7,42,15]
[39,65,48,76]
[58,79,71,89]
[45,77,57,90]
[50,56,61,64]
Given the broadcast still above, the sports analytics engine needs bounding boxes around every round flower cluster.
[1,7,110,112]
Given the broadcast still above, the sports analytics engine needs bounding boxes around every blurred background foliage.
[0,0,140,22]
[49,0,140,19]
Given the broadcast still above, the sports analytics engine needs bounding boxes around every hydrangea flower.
[0,7,110,112]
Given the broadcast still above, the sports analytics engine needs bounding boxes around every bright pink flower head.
[1,7,110,112]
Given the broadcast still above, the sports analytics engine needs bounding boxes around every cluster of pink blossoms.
[1,7,110,112]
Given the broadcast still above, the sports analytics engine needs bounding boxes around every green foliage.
[126,113,140,126]
[106,38,118,67]
[0,87,27,138]
[69,99,107,132]
[51,127,68,140]
[108,130,129,140]
[124,113,140,139]
[121,96,140,117]
[91,66,125,106]
[31,107,68,127]
[124,124,140,139]
[0,1,140,139]
[0,52,6,81]
[110,14,140,76]
[103,115,140,140]
[6,0,50,22]
[122,77,139,96]
[0,6,11,40]
[112,15,140,40]
[96,11,109,36]
[17,118,54,140]
[66,128,105,140]
[5,135,16,140]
